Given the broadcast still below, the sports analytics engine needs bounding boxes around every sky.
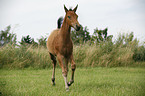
[0,0,145,43]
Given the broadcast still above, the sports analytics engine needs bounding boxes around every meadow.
[0,32,145,95]
[0,67,145,96]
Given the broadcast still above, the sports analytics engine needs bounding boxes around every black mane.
[69,8,73,11]
[57,17,63,29]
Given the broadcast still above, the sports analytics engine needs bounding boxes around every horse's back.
[47,29,60,55]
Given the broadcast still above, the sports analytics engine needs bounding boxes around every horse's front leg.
[57,54,69,91]
[68,54,76,86]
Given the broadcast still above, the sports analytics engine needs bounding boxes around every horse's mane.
[57,17,63,29]
[69,8,72,11]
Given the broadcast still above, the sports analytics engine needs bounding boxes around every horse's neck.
[60,18,71,42]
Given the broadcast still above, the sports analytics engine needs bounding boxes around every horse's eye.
[68,16,71,19]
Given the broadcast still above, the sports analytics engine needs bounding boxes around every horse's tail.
[57,17,63,29]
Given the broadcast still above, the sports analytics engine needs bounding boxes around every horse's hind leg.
[68,54,76,86]
[49,53,57,85]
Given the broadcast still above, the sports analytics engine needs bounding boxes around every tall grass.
[74,42,134,67]
[0,33,145,69]
[0,45,51,69]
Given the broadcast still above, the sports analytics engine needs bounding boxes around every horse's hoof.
[66,88,69,92]
[68,83,71,86]
[68,80,74,86]
[51,78,55,86]
[51,82,55,86]
[52,83,55,86]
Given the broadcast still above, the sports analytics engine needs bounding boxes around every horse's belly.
[47,29,59,55]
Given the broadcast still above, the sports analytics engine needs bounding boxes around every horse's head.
[64,5,81,31]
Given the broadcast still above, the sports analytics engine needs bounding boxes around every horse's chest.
[61,44,73,57]
[54,37,73,57]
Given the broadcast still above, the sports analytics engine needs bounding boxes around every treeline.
[0,25,47,47]
[0,25,113,47]
[0,25,145,69]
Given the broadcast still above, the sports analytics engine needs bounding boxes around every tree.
[91,28,113,44]
[37,36,47,47]
[115,32,138,48]
[71,25,91,44]
[20,35,38,46]
[0,25,17,46]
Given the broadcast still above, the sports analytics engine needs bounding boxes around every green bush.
[133,46,145,61]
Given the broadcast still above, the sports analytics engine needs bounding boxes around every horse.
[47,5,81,91]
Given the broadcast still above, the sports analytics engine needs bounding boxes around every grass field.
[0,67,145,96]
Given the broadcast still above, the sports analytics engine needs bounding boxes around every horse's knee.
[62,72,67,77]
[71,64,76,71]
[62,69,68,77]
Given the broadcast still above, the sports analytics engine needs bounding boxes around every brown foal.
[47,5,80,91]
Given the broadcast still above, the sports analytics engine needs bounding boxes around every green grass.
[0,67,145,96]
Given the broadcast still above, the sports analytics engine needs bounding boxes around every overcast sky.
[0,0,145,43]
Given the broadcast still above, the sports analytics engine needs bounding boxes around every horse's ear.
[64,5,68,13]
[73,4,78,12]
